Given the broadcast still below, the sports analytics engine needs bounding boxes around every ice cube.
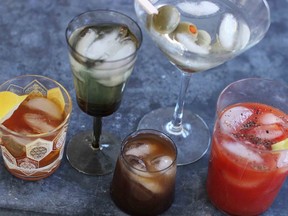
[178,1,220,17]
[83,26,136,62]
[2,135,27,157]
[75,28,98,57]
[107,40,136,61]
[259,113,284,125]
[223,141,263,163]
[277,151,288,168]
[125,142,156,157]
[130,173,164,194]
[24,113,56,134]
[234,21,250,50]
[150,155,173,171]
[222,169,266,188]
[128,179,154,201]
[24,97,63,120]
[138,179,163,194]
[250,124,283,140]
[220,106,253,133]
[84,27,121,60]
[219,13,238,51]
[129,171,165,195]
[92,65,134,87]
[126,154,147,171]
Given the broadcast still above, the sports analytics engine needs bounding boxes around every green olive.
[152,5,180,34]
[196,30,211,47]
[174,22,198,41]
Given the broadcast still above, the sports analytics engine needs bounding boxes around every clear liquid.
[138,0,251,72]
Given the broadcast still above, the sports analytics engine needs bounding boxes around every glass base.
[138,107,210,166]
[66,131,120,175]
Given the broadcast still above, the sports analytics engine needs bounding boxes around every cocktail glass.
[110,129,177,215]
[65,10,142,175]
[134,0,270,165]
[206,78,288,215]
[0,75,72,181]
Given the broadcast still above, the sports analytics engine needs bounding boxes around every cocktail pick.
[136,0,158,14]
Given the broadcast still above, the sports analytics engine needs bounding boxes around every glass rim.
[0,74,73,138]
[65,9,143,63]
[134,0,270,60]
[216,77,288,153]
[121,129,177,173]
[217,77,288,112]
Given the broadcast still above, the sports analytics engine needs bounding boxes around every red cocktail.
[207,78,288,215]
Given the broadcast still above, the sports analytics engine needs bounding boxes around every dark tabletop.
[0,0,287,215]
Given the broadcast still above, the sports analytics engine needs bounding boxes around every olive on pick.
[196,30,211,47]
[152,5,180,34]
[174,22,198,41]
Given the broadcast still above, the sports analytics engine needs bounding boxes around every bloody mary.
[207,102,288,215]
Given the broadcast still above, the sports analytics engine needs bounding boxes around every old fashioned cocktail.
[0,75,72,180]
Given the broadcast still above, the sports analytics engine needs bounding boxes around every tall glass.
[134,0,270,165]
[65,10,142,175]
[0,75,72,181]
[207,78,288,215]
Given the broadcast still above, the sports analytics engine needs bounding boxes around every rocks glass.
[110,129,177,216]
[207,78,288,215]
[0,75,72,180]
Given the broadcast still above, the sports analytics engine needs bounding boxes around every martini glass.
[134,0,270,165]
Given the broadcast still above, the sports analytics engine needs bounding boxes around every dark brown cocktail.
[110,129,177,216]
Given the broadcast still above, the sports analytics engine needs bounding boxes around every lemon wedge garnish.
[47,87,65,113]
[272,138,288,151]
[0,91,28,123]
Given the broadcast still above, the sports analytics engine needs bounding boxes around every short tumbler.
[207,78,288,215]
[110,129,177,216]
[0,75,72,180]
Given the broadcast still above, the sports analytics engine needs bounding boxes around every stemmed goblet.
[134,0,270,165]
[65,10,142,175]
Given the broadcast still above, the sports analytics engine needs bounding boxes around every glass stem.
[168,72,192,133]
[92,117,102,149]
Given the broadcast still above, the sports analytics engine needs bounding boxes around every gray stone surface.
[0,0,287,215]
